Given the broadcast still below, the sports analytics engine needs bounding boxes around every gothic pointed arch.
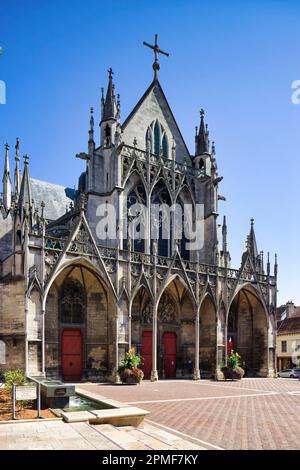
[124,180,147,253]
[145,120,170,159]
[45,260,113,380]
[175,187,196,261]
[162,133,169,159]
[43,213,117,304]
[156,276,196,378]
[150,179,172,257]
[227,283,268,376]
[154,120,160,157]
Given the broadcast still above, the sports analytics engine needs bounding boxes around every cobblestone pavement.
[79,378,300,450]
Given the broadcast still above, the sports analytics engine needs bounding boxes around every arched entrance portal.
[228,286,268,376]
[131,277,196,380]
[45,262,112,381]
[132,286,153,379]
[157,278,195,379]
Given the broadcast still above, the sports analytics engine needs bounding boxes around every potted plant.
[118,348,144,384]
[221,351,245,380]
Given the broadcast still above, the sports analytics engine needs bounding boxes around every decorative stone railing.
[121,144,202,180]
[43,236,275,284]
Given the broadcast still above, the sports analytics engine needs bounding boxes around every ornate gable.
[122,80,190,162]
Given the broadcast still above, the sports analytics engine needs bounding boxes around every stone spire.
[195,109,209,156]
[14,137,21,201]
[88,107,95,154]
[100,69,120,147]
[2,143,12,212]
[274,253,278,278]
[101,68,117,123]
[221,215,230,268]
[18,155,32,219]
[247,218,259,263]
[100,87,105,120]
[222,216,227,255]
[266,251,270,276]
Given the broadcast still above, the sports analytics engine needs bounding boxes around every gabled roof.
[121,79,191,158]
[277,316,300,334]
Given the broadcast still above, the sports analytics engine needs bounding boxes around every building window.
[162,133,169,159]
[151,180,171,257]
[125,183,146,253]
[147,120,169,158]
[281,340,287,353]
[199,158,205,174]
[0,340,6,364]
[60,279,86,324]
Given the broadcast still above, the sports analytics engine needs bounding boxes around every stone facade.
[0,59,277,381]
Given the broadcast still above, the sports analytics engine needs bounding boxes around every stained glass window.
[162,133,169,159]
[61,279,86,324]
[154,121,160,157]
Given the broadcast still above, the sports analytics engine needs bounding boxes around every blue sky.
[1,0,299,305]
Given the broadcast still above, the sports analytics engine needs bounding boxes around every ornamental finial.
[143,34,170,80]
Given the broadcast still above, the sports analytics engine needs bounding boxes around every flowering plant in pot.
[118,348,144,384]
[221,351,245,380]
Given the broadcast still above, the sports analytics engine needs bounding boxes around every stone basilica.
[0,39,277,382]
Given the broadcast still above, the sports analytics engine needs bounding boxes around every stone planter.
[222,367,244,380]
[121,375,138,385]
[119,369,143,385]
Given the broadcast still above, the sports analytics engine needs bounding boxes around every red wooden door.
[62,330,83,381]
[163,332,176,378]
[141,331,152,379]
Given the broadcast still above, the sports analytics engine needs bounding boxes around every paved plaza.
[0,378,299,450]
[79,378,300,450]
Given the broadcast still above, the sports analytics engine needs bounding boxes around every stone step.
[91,422,204,450]
[118,425,175,450]
[141,422,205,450]
[92,423,152,450]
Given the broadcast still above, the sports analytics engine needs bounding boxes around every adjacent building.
[276,302,300,371]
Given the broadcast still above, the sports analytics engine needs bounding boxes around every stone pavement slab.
[0,412,204,450]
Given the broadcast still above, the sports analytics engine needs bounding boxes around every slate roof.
[30,178,75,221]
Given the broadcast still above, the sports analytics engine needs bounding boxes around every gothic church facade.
[0,48,277,381]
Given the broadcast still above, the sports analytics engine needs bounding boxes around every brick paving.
[79,378,300,450]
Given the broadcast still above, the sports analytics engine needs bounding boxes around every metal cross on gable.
[143,34,169,80]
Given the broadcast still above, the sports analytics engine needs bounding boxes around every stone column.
[145,193,151,254]
[128,302,132,349]
[193,310,201,380]
[151,303,158,381]
[41,309,46,376]
[24,303,29,376]
[118,190,124,250]
[114,313,121,383]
